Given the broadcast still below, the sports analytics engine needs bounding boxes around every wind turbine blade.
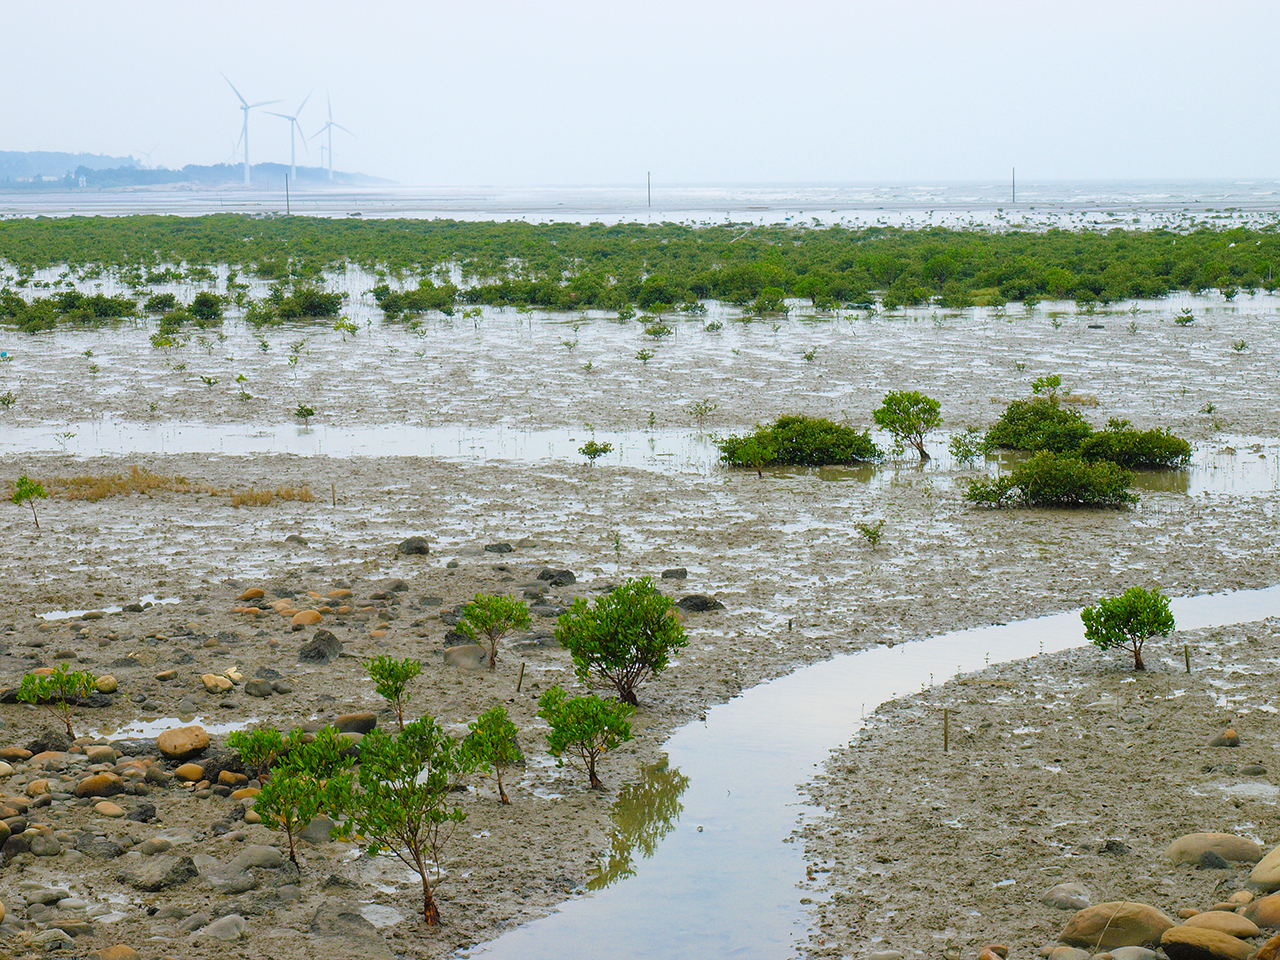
[265,111,293,120]
[332,123,355,137]
[297,121,310,153]
[308,124,329,142]
[327,92,332,122]
[296,91,312,115]
[222,73,248,107]
[249,99,282,109]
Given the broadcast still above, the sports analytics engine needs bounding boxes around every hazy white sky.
[5,0,1277,185]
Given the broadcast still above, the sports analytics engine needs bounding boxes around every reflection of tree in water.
[587,756,690,890]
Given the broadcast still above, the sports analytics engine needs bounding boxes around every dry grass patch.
[230,486,315,508]
[5,468,314,509]
[42,467,213,501]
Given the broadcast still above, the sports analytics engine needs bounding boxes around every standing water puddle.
[468,585,1280,960]
[2,420,1277,496]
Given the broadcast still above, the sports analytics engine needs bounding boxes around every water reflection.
[587,757,690,891]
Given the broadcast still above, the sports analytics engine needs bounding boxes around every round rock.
[1161,926,1252,960]
[1166,833,1264,865]
[1182,913,1261,938]
[1060,902,1175,949]
[156,725,209,761]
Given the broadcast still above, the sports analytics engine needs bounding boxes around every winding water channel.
[466,585,1280,959]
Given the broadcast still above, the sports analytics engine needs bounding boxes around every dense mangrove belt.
[2,215,1279,312]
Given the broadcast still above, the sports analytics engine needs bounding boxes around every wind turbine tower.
[222,73,279,187]
[268,92,311,183]
[310,93,354,181]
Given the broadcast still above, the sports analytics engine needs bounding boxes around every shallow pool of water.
[467,585,1280,960]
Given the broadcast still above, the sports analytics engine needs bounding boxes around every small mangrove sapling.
[456,594,531,670]
[537,685,633,790]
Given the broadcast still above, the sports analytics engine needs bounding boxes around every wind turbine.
[309,93,354,181]
[222,73,279,187]
[267,92,311,183]
[136,144,159,170]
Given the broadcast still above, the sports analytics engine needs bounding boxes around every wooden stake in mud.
[331,481,336,507]
[788,618,793,632]
[516,661,526,693]
[1184,644,1191,674]
[943,708,950,754]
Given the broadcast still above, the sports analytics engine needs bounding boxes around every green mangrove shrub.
[555,577,687,705]
[983,396,1093,454]
[367,656,422,729]
[253,726,353,868]
[456,594,531,669]
[872,390,942,461]
[329,716,477,926]
[1078,420,1191,469]
[537,685,634,790]
[12,475,48,528]
[1081,586,1175,671]
[717,415,881,469]
[965,451,1137,508]
[16,664,98,737]
[464,706,523,804]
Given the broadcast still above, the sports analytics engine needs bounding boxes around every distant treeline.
[1,215,1277,311]
[3,163,388,191]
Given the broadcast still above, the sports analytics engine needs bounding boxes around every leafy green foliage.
[329,716,477,925]
[872,390,942,460]
[579,439,613,465]
[456,594,531,669]
[190,291,224,322]
[372,280,458,319]
[12,475,48,528]
[983,397,1093,454]
[1078,420,1191,469]
[855,519,884,547]
[964,451,1137,508]
[537,685,634,790]
[464,706,523,804]
[948,427,985,465]
[1081,586,1175,671]
[2,217,1280,316]
[144,292,177,313]
[717,415,881,469]
[16,663,98,737]
[555,578,687,706]
[294,403,315,425]
[0,288,136,332]
[366,656,422,729]
[226,726,286,782]
[1030,374,1061,397]
[253,726,353,868]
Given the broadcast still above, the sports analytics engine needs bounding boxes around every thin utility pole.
[647,171,651,208]
[1012,167,1016,204]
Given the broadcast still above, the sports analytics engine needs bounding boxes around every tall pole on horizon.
[1012,167,1016,204]
[648,171,651,208]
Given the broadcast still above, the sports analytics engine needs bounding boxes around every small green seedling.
[13,475,48,528]
[295,403,315,426]
[579,439,613,465]
[465,706,523,804]
[16,663,98,737]
[537,685,633,790]
[456,594,531,669]
[367,655,422,729]
[855,519,884,547]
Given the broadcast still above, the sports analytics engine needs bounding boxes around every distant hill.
[0,151,393,189]
[0,150,140,181]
